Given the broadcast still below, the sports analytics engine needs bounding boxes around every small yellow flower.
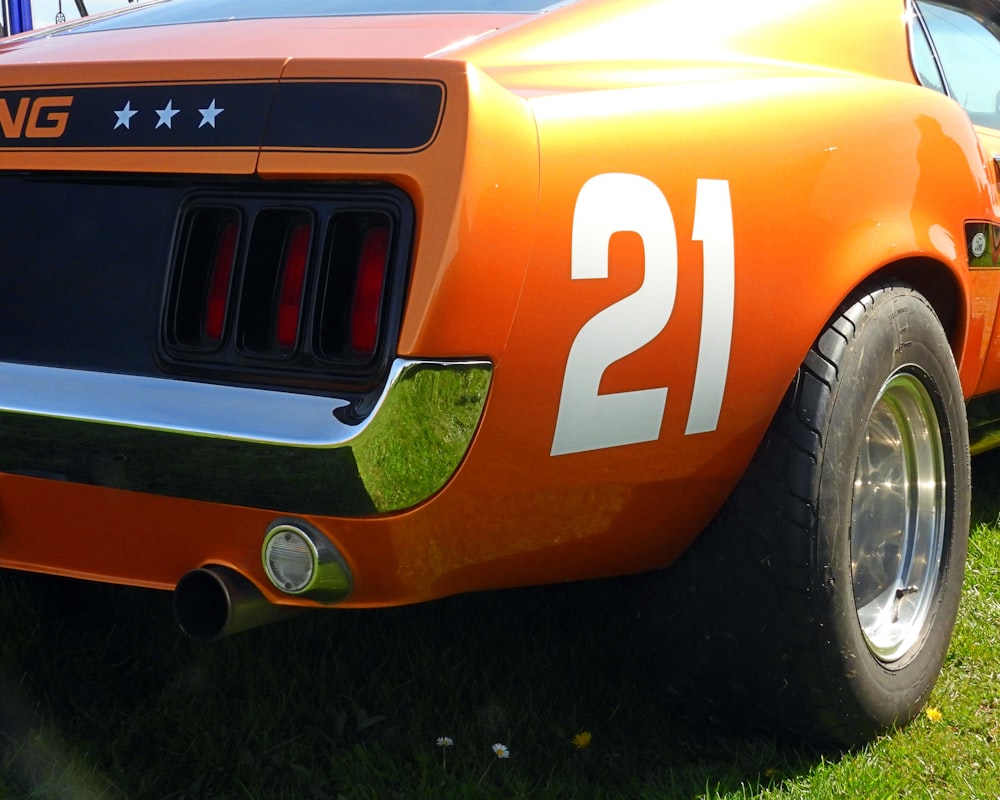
[925,706,943,722]
[571,730,593,749]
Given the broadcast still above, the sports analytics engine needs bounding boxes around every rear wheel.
[648,283,970,746]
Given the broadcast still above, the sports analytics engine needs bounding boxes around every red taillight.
[275,223,311,349]
[350,226,389,355]
[204,220,238,342]
[167,201,403,372]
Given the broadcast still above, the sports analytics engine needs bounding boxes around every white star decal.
[155,100,180,129]
[198,98,224,129]
[113,101,138,130]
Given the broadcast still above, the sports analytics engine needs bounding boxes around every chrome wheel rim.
[850,370,946,664]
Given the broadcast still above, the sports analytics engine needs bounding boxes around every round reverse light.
[261,518,353,603]
[972,231,988,260]
[263,524,317,593]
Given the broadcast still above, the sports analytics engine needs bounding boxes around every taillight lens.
[204,220,238,342]
[350,226,389,355]
[275,223,312,350]
[167,208,240,352]
[238,210,313,356]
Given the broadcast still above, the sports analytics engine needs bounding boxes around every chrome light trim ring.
[262,519,352,604]
[0,358,491,516]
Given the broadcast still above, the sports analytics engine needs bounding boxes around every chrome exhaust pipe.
[173,566,303,642]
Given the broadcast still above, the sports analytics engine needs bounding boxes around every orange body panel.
[1,0,999,609]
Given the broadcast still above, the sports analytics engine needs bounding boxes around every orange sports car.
[0,0,998,745]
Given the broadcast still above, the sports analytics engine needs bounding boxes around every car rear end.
[0,8,541,627]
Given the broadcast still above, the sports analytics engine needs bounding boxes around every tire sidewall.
[815,288,969,733]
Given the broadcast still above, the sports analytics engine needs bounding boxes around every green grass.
[2,453,1000,798]
[353,363,491,511]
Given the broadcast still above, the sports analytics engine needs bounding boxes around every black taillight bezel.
[159,184,413,391]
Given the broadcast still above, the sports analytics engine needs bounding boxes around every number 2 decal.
[550,174,734,456]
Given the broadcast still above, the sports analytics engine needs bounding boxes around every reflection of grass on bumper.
[354,365,491,512]
[0,361,491,517]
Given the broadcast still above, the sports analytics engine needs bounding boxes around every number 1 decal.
[551,174,734,456]
[687,178,734,435]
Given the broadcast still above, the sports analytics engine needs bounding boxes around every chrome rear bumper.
[0,358,491,516]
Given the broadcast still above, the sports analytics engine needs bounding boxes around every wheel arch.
[868,255,967,359]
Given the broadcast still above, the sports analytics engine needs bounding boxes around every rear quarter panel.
[461,70,995,576]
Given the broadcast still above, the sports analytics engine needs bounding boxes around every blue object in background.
[5,0,35,34]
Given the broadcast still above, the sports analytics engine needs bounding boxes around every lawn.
[1,451,999,799]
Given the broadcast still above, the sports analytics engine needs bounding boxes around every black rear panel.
[0,175,412,392]
[0,176,172,374]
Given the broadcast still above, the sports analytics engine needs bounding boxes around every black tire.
[645,282,970,747]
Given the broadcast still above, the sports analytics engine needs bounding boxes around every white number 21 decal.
[550,173,734,456]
